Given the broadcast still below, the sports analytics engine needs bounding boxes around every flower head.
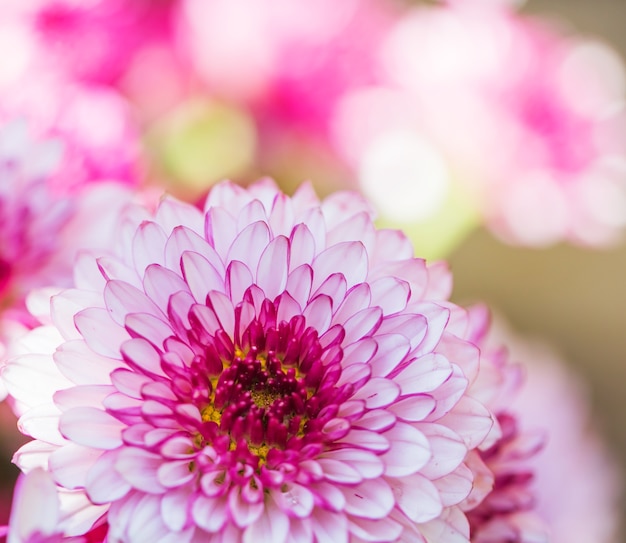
[4,179,497,542]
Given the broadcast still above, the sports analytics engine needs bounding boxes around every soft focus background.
[451,0,626,538]
[0,0,625,540]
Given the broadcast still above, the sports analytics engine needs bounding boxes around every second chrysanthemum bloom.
[4,179,498,542]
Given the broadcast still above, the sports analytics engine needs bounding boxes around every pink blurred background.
[450,0,626,538]
[0,0,624,539]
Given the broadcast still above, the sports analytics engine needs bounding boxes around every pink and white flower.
[4,179,498,542]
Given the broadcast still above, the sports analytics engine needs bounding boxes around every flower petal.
[257,235,290,300]
[105,280,163,325]
[348,515,403,542]
[54,340,120,385]
[289,224,316,270]
[302,295,333,334]
[320,448,384,479]
[380,422,431,477]
[285,264,313,308]
[420,507,470,543]
[273,483,314,518]
[161,486,193,531]
[132,220,168,272]
[311,509,348,543]
[312,241,368,291]
[120,337,167,378]
[74,307,129,359]
[352,377,400,409]
[388,394,436,422]
[226,260,254,303]
[395,353,452,395]
[181,251,226,302]
[115,447,167,494]
[143,264,191,315]
[9,468,60,540]
[243,499,289,543]
[229,487,264,528]
[438,396,494,449]
[342,478,394,520]
[191,495,229,533]
[318,458,363,485]
[369,276,410,315]
[125,313,174,349]
[49,444,100,489]
[85,450,132,504]
[19,404,64,445]
[419,424,467,479]
[206,291,235,338]
[227,221,271,273]
[391,473,443,523]
[59,407,123,449]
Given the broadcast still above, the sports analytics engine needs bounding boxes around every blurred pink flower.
[466,413,548,543]
[0,119,141,401]
[0,119,69,304]
[339,2,626,246]
[2,0,178,86]
[1,75,142,189]
[511,340,622,543]
[180,0,396,148]
[0,0,190,121]
[441,305,549,542]
[3,179,502,542]
[464,312,622,542]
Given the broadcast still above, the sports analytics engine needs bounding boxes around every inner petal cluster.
[183,301,348,466]
[111,287,361,501]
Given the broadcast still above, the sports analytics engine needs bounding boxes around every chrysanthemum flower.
[4,179,497,542]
